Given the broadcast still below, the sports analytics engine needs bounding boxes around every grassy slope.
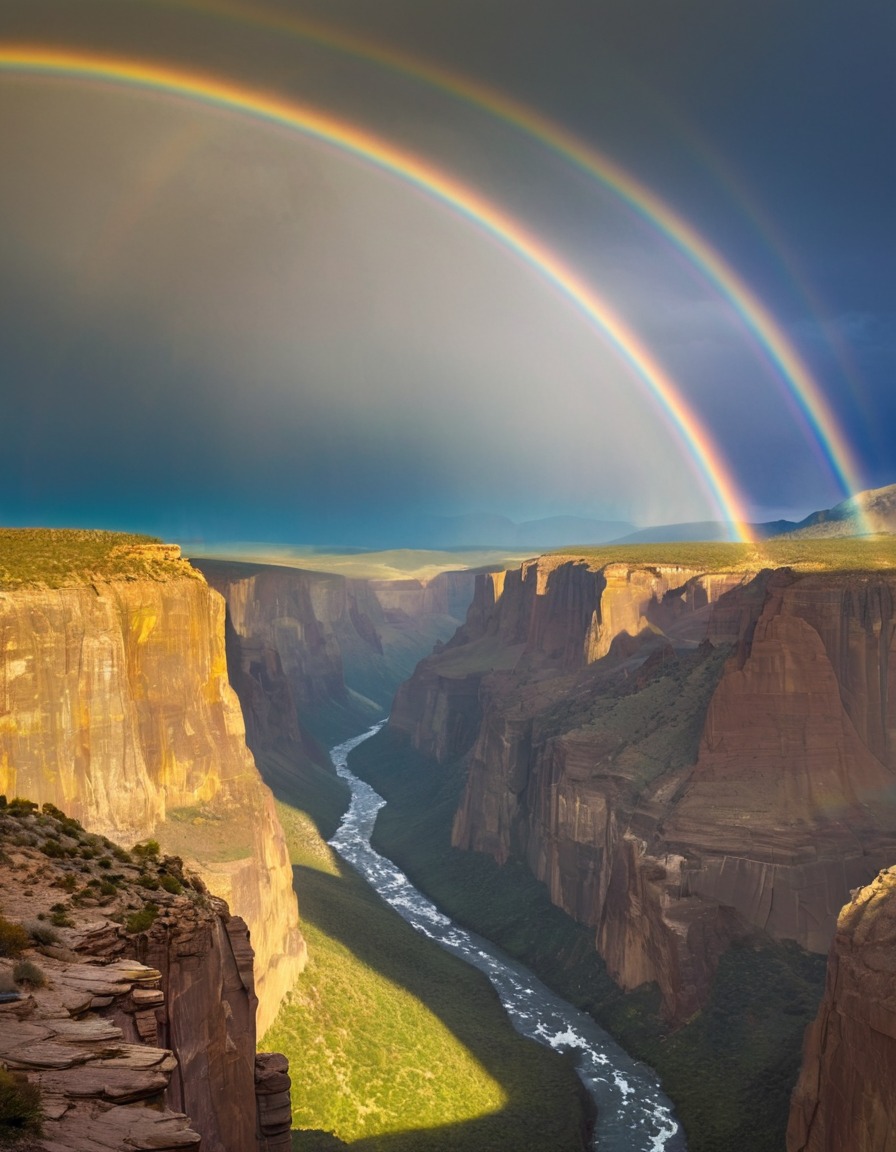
[349,727,827,1152]
[263,750,592,1152]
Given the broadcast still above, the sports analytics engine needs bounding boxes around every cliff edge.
[0,799,291,1150]
[0,533,305,1036]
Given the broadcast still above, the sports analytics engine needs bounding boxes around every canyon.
[2,531,895,1151]
[390,554,896,1020]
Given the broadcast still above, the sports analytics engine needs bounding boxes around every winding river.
[328,723,686,1152]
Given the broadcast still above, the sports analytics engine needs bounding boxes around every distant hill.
[415,513,636,548]
[611,519,797,545]
[609,483,896,544]
[783,483,896,538]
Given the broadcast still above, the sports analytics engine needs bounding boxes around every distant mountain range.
[610,482,896,544]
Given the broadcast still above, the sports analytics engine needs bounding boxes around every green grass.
[0,528,197,589]
[348,727,827,1152]
[550,535,896,573]
[264,788,592,1151]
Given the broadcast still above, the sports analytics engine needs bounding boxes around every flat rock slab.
[40,1102,201,1150]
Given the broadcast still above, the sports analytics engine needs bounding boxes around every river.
[328,723,686,1152]
[327,723,686,1147]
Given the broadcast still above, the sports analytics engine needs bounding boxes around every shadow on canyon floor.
[281,858,593,1152]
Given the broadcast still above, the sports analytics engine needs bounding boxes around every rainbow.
[0,45,754,539]
[151,0,866,511]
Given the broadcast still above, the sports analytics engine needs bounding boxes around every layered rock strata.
[787,865,896,1152]
[0,804,291,1151]
[0,557,304,1035]
[392,556,896,1019]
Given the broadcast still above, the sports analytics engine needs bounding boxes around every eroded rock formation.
[0,555,304,1035]
[0,803,291,1151]
[392,555,896,1019]
[787,865,896,1152]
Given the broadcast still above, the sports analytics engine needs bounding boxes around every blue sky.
[1,0,893,544]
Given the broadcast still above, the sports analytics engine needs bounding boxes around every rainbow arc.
[1,45,757,538]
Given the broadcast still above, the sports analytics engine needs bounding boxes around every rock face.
[0,566,304,1036]
[0,805,291,1151]
[196,559,479,736]
[392,556,896,1019]
[787,865,896,1152]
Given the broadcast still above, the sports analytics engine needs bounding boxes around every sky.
[1,0,893,546]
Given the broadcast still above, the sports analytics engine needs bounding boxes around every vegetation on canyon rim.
[554,534,896,572]
[263,745,591,1152]
[6,528,896,594]
[348,725,827,1152]
[0,529,197,589]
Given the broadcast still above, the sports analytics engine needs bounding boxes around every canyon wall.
[391,556,896,1019]
[0,561,304,1036]
[197,559,479,738]
[787,865,896,1152]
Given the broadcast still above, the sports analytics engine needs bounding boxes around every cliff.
[0,539,304,1036]
[787,865,896,1152]
[196,558,479,736]
[0,800,291,1151]
[391,554,896,1019]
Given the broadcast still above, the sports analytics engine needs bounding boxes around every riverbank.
[262,735,592,1150]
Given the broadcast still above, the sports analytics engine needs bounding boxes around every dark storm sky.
[1,0,893,544]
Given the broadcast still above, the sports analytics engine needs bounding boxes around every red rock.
[787,865,896,1152]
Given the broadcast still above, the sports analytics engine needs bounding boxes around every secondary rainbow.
[155,0,866,509]
[0,44,753,540]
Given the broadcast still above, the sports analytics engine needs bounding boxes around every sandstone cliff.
[391,555,896,1019]
[787,865,896,1152]
[196,558,479,737]
[0,801,291,1151]
[0,545,304,1036]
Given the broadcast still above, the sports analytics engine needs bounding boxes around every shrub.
[132,840,160,860]
[40,840,66,859]
[159,875,183,895]
[137,874,159,891]
[7,799,37,816]
[49,912,73,928]
[26,923,59,947]
[0,918,30,959]
[12,960,45,989]
[125,905,159,934]
[0,1066,42,1139]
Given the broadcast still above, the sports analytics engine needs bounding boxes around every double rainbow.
[149,0,867,508]
[2,45,758,540]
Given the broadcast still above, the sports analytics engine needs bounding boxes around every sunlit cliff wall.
[0,569,304,1036]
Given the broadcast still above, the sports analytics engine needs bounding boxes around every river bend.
[328,724,685,1152]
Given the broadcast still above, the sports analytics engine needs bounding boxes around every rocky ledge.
[0,800,291,1151]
